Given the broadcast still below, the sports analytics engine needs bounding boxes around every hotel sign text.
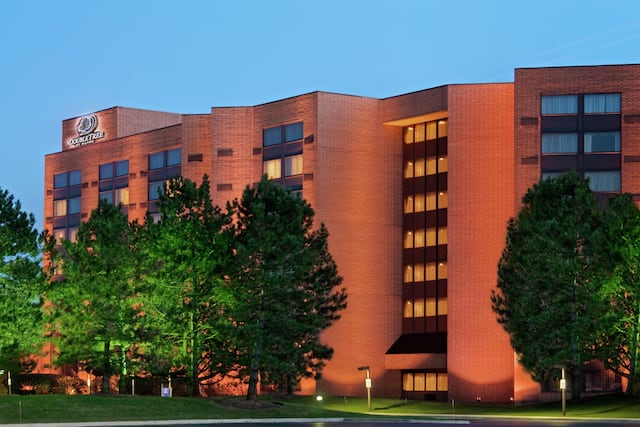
[67,114,105,148]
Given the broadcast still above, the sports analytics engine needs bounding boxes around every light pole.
[357,366,372,411]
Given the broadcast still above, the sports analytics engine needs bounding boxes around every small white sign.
[365,378,372,389]
[559,379,566,390]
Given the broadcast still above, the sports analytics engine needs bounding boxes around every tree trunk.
[102,340,111,394]
[627,310,640,395]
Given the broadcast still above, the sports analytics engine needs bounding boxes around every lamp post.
[357,366,372,411]
[560,367,566,416]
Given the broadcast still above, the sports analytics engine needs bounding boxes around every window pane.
[425,193,436,211]
[100,163,113,180]
[426,122,437,140]
[414,159,425,177]
[414,194,425,212]
[404,231,413,248]
[541,95,578,114]
[438,192,448,209]
[53,228,66,244]
[414,229,425,248]
[149,181,165,200]
[414,123,425,142]
[438,227,448,245]
[426,158,437,175]
[438,120,448,137]
[116,160,129,176]
[68,197,81,214]
[585,171,621,192]
[167,149,181,166]
[414,299,425,317]
[404,161,414,178]
[426,373,437,391]
[414,373,426,391]
[285,122,303,142]
[404,126,414,144]
[402,373,413,391]
[437,373,448,391]
[404,265,413,283]
[404,196,413,214]
[403,300,413,318]
[54,173,67,189]
[542,133,578,153]
[438,156,448,173]
[438,298,448,315]
[585,93,620,113]
[584,132,620,152]
[149,152,165,170]
[426,228,436,247]
[68,227,78,243]
[263,126,282,146]
[263,159,281,179]
[426,298,436,316]
[115,188,129,205]
[54,200,67,216]
[438,262,448,279]
[425,263,436,281]
[100,192,113,204]
[413,263,424,282]
[69,170,81,186]
[285,154,303,176]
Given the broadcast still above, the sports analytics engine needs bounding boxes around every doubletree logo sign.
[67,114,105,147]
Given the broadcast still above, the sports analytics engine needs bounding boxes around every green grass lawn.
[0,393,638,424]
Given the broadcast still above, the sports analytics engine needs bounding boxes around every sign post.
[357,366,372,411]
[560,367,566,416]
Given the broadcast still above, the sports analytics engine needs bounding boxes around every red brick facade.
[44,64,639,402]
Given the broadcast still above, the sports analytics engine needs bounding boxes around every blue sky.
[2,0,640,230]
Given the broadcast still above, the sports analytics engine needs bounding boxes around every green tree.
[492,171,605,398]
[0,188,45,372]
[596,194,640,394]
[139,175,232,396]
[46,199,142,394]
[227,177,346,400]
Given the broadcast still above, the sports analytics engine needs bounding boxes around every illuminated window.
[426,122,437,140]
[414,299,425,317]
[438,156,448,172]
[413,229,425,248]
[426,298,436,316]
[263,159,281,179]
[438,298,448,315]
[404,126,414,144]
[404,196,414,214]
[402,372,448,392]
[54,200,67,217]
[285,154,303,176]
[414,123,425,142]
[414,194,425,212]
[414,158,425,177]
[404,161,414,178]
[403,300,412,318]
[100,160,129,208]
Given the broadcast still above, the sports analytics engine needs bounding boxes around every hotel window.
[404,262,447,283]
[285,154,303,176]
[541,95,578,115]
[584,132,620,153]
[148,149,182,207]
[262,122,304,193]
[263,159,282,179]
[585,171,621,192]
[99,160,130,206]
[404,227,447,249]
[263,122,303,146]
[53,169,82,243]
[541,133,578,154]
[584,93,620,114]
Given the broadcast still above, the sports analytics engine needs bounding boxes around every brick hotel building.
[44,64,640,402]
